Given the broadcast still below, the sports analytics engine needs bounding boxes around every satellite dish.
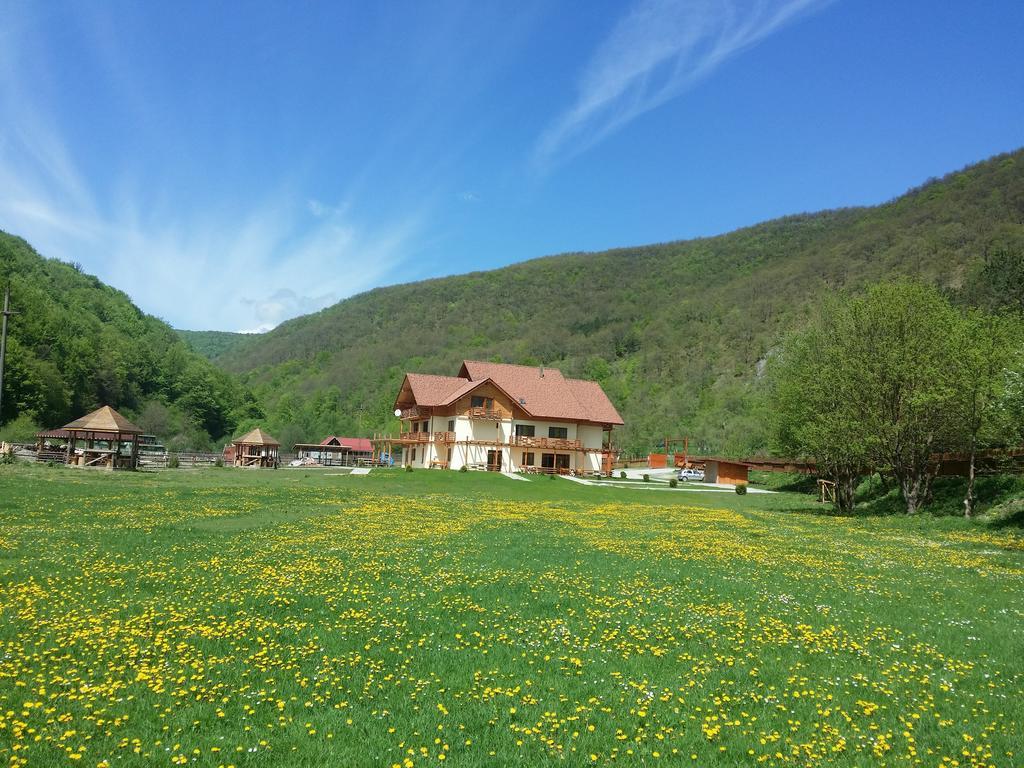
[394,409,402,417]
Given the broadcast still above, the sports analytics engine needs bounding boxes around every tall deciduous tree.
[771,283,968,514]
[950,310,1023,517]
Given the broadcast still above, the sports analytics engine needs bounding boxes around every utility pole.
[0,283,18,425]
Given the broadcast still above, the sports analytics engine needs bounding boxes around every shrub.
[459,465,468,473]
[168,454,180,469]
[0,452,15,466]
[642,473,650,482]
[669,478,678,488]
[214,456,224,468]
[619,471,627,479]
[405,464,413,473]
[735,484,748,495]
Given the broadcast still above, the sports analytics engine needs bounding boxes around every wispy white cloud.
[534,0,826,170]
[0,7,424,333]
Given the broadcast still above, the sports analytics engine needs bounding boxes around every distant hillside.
[0,234,259,449]
[177,329,253,361]
[210,149,1024,455]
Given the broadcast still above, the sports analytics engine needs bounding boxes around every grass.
[0,464,1021,767]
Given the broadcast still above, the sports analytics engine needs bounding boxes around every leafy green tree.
[950,310,1024,516]
[769,308,874,513]
[771,283,971,514]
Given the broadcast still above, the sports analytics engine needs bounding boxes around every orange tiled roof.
[399,361,623,425]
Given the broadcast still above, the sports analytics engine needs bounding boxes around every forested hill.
[0,233,261,449]
[199,149,1024,455]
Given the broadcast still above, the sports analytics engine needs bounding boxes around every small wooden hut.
[62,405,143,470]
[232,428,280,468]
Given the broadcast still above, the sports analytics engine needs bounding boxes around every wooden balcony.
[391,431,455,444]
[468,407,502,420]
[511,435,582,451]
[399,406,423,420]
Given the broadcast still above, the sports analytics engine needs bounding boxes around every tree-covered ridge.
[177,329,254,362]
[213,149,1024,455]
[0,233,260,448]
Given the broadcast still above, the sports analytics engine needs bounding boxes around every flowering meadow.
[0,466,1021,767]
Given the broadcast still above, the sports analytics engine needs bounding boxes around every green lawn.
[0,464,1021,767]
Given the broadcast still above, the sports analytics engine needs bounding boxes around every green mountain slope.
[177,329,254,361]
[0,233,259,448]
[213,149,1024,455]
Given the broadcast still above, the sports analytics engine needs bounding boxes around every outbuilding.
[232,428,281,468]
[60,405,143,470]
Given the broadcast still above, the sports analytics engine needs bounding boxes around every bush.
[459,465,468,473]
[405,464,413,473]
[0,452,15,466]
[168,454,180,469]
[735,484,748,495]
[619,471,627,479]
[642,473,650,482]
[669,478,678,488]
[214,456,224,467]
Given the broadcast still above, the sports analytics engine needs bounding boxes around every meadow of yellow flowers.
[0,465,1021,766]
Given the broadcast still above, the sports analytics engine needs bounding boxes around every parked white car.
[677,467,705,482]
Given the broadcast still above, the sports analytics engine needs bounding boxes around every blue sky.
[1,0,1021,332]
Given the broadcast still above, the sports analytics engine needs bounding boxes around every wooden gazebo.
[62,405,143,470]
[232,428,280,468]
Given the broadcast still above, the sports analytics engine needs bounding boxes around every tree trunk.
[963,435,977,518]
[898,472,922,515]
[834,470,858,514]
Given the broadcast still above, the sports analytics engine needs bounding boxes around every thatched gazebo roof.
[233,427,280,447]
[62,405,143,434]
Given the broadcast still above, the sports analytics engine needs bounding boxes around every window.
[548,426,568,439]
[541,453,555,469]
[421,420,429,433]
[471,395,485,408]
[412,422,419,433]
[556,454,570,470]
[515,424,535,437]
[447,448,452,462]
[521,452,535,466]
[411,448,417,462]
[447,419,455,432]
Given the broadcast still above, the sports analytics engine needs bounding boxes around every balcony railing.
[399,406,423,420]
[468,407,502,420]
[393,430,456,444]
[511,435,582,451]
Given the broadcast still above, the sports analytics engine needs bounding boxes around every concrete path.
[561,474,775,494]
[501,471,530,482]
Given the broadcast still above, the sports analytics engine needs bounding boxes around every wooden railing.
[400,406,423,420]
[511,436,582,451]
[468,407,501,420]
[392,431,456,444]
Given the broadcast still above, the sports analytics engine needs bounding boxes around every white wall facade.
[400,414,608,473]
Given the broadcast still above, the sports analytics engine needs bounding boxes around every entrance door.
[486,450,502,471]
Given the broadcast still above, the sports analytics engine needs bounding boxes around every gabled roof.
[62,405,143,434]
[320,436,342,446]
[397,360,624,426]
[234,427,280,446]
[459,360,624,425]
[340,437,373,453]
[399,373,468,407]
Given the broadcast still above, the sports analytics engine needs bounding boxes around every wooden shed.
[701,457,750,486]
[61,405,143,470]
[232,428,280,468]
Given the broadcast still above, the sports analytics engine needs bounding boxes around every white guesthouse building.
[374,361,623,474]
